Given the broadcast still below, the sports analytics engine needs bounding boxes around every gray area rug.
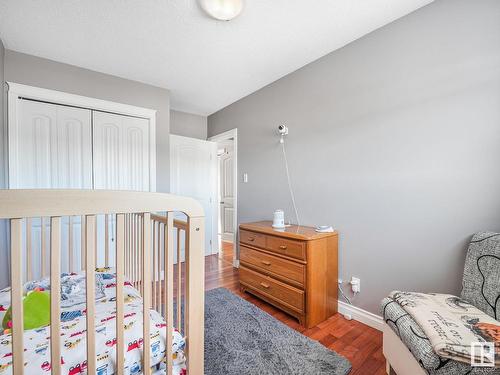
[205,288,352,375]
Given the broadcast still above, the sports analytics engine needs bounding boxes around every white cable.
[338,283,352,305]
[281,141,300,226]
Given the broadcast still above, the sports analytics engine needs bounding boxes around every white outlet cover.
[350,277,361,293]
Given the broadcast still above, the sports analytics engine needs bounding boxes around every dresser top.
[239,221,338,241]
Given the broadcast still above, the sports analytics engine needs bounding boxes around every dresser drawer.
[240,245,305,286]
[240,229,266,248]
[266,236,306,260]
[240,266,304,313]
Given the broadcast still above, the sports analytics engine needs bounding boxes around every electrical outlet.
[243,173,248,183]
[350,277,360,293]
[338,278,343,284]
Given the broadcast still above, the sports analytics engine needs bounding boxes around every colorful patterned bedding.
[0,270,186,375]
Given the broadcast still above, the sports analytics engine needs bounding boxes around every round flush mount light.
[198,0,244,21]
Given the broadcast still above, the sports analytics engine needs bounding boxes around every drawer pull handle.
[248,237,255,242]
[279,245,287,250]
[261,261,271,266]
[260,282,270,289]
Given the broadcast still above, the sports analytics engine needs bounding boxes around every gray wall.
[208,0,500,314]
[4,50,171,192]
[170,110,207,140]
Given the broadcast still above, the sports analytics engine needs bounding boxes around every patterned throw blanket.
[390,291,500,366]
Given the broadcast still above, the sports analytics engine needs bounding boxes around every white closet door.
[14,100,92,189]
[12,99,92,278]
[92,111,150,267]
[92,111,150,191]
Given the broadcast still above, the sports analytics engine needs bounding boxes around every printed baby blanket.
[390,291,500,367]
[0,270,187,375]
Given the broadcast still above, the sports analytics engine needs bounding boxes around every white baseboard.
[338,300,384,331]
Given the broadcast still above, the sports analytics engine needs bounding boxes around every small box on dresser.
[238,221,338,328]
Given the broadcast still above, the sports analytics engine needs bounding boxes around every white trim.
[338,301,384,331]
[208,128,238,267]
[383,323,426,375]
[7,82,157,191]
[7,82,157,118]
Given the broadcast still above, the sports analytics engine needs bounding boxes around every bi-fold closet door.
[10,98,152,277]
[92,111,150,191]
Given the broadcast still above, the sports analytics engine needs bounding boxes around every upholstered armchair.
[381,232,500,375]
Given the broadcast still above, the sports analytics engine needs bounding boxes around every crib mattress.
[0,270,186,375]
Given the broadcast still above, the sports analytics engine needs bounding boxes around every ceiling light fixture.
[198,0,244,21]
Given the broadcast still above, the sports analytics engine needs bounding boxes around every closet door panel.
[15,100,92,189]
[92,111,150,267]
[14,100,92,278]
[93,111,150,191]
[17,100,57,188]
[56,106,93,188]
[123,116,150,191]
[92,112,123,189]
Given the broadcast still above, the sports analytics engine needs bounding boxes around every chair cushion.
[381,297,500,375]
[461,232,500,320]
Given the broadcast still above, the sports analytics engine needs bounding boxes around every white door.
[92,111,151,266]
[13,100,92,189]
[170,135,217,256]
[219,145,235,242]
[13,99,93,277]
[92,111,151,191]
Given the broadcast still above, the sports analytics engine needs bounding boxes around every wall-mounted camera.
[277,124,289,135]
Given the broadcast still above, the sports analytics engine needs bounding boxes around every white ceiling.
[0,0,433,115]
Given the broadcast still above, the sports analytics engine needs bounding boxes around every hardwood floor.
[206,241,386,374]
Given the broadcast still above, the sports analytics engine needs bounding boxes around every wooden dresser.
[239,221,338,328]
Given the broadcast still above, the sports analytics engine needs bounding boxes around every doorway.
[169,134,218,256]
[208,129,238,267]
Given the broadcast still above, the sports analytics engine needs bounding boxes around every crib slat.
[26,217,32,281]
[125,214,130,277]
[68,216,73,273]
[105,214,109,267]
[86,215,96,374]
[41,217,47,277]
[142,213,152,374]
[139,214,143,291]
[94,216,98,268]
[81,215,86,271]
[50,216,62,375]
[165,214,174,374]
[152,220,157,310]
[157,222,162,314]
[132,214,136,287]
[11,218,24,375]
[115,214,125,375]
[186,217,204,374]
[177,227,182,332]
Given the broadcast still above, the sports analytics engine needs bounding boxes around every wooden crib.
[0,189,205,375]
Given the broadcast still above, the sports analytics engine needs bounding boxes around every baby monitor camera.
[277,124,289,135]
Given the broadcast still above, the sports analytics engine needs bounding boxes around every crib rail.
[0,190,205,375]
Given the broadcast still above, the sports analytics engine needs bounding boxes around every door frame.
[208,128,238,268]
[6,82,157,190]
